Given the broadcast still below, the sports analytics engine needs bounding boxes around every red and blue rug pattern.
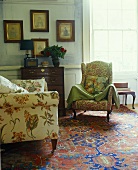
[1,105,138,169]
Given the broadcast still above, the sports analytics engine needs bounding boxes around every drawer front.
[21,75,37,79]
[22,68,37,74]
[48,86,63,95]
[38,68,63,76]
[21,69,37,79]
[21,72,64,85]
[22,76,64,86]
[21,67,63,77]
[45,76,63,85]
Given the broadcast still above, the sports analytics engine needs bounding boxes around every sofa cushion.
[0,76,29,93]
[85,76,108,94]
[11,79,47,93]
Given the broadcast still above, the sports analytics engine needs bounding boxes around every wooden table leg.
[132,95,136,109]
[118,91,136,109]
[125,94,127,105]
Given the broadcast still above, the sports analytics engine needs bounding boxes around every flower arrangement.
[42,45,67,61]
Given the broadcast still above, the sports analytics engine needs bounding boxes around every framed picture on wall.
[30,10,49,32]
[3,20,23,43]
[32,38,49,57]
[56,20,75,42]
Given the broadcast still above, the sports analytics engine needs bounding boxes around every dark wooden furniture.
[114,82,136,109]
[21,67,65,116]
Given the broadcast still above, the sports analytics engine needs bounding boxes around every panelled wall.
[0,0,138,107]
[0,0,83,66]
[0,66,138,107]
[0,0,83,107]
[0,66,81,107]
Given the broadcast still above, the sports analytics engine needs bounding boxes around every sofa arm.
[0,91,59,108]
[0,91,59,146]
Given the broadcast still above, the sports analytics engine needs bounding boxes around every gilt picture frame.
[30,10,49,32]
[32,38,49,57]
[56,20,75,42]
[3,20,23,43]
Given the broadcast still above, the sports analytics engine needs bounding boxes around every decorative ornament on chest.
[41,45,67,67]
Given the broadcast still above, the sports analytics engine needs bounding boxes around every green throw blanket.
[67,84,120,109]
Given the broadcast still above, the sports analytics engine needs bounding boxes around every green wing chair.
[67,61,120,121]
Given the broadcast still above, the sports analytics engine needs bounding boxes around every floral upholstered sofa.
[0,76,59,153]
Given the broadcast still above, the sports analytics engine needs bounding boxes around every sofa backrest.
[11,79,48,93]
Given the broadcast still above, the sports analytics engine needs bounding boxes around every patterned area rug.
[1,105,138,170]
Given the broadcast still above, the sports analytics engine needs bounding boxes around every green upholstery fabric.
[67,84,95,109]
[67,84,120,109]
[67,61,120,116]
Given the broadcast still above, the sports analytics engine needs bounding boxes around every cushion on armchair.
[84,75,109,94]
[0,76,29,93]
[11,79,48,93]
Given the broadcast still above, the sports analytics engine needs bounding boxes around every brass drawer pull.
[29,71,34,74]
[41,69,45,72]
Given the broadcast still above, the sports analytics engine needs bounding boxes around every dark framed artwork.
[3,20,23,43]
[56,20,75,42]
[32,38,49,57]
[30,10,49,32]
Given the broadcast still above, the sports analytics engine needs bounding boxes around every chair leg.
[51,139,57,154]
[107,111,111,122]
[72,109,77,119]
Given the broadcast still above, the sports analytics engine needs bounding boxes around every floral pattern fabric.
[85,76,108,94]
[11,79,48,93]
[73,61,113,111]
[73,85,113,111]
[0,79,59,144]
[0,76,28,93]
[81,61,112,86]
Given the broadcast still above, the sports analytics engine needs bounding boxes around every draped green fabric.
[67,84,120,109]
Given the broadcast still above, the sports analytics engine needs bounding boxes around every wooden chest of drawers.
[21,67,65,116]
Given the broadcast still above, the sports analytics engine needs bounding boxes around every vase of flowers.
[41,45,67,67]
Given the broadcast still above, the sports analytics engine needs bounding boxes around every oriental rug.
[1,105,138,170]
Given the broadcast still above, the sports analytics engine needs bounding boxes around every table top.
[117,90,136,96]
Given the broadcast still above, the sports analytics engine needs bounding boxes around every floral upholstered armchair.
[67,61,120,121]
[0,76,59,153]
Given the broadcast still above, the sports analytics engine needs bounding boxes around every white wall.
[0,0,137,108]
[0,65,137,109]
[82,0,138,106]
[0,0,83,66]
[0,0,84,108]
